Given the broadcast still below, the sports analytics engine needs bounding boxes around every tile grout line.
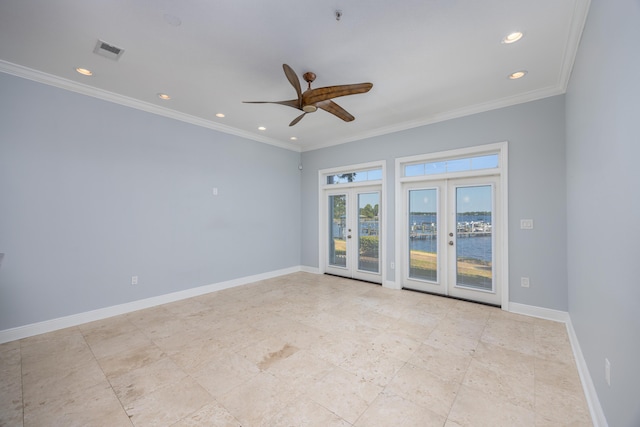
[79,327,136,427]
[444,306,490,425]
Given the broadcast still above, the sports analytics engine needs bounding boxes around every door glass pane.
[456,185,493,290]
[329,195,347,267]
[408,189,438,281]
[358,192,380,273]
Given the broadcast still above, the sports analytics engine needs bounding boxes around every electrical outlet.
[390,262,395,269]
[605,358,611,386]
[131,275,138,285]
[521,277,530,288]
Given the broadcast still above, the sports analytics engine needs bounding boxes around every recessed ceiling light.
[215,113,225,118]
[503,31,524,44]
[508,70,527,80]
[75,67,93,76]
[157,93,171,100]
[290,137,298,141]
[258,126,266,131]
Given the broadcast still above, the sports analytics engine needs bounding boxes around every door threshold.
[323,273,382,286]
[401,287,501,308]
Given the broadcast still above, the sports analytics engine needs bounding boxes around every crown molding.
[3,0,590,158]
[301,0,591,153]
[301,84,565,152]
[0,60,302,153]
[558,0,592,92]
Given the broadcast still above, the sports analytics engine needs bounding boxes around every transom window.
[326,167,382,185]
[404,154,498,177]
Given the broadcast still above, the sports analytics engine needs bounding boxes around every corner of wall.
[509,302,607,426]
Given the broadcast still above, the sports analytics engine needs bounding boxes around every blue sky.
[359,192,379,209]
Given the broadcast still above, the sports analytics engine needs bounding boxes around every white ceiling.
[0,0,590,152]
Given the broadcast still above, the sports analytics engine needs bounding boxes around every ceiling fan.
[244,64,373,127]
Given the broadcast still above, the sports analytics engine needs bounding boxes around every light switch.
[520,219,534,229]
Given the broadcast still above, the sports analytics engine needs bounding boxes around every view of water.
[409,214,492,263]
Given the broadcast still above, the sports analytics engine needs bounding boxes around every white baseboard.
[509,302,607,427]
[300,265,321,274]
[0,266,302,344]
[508,302,570,323]
[565,318,609,427]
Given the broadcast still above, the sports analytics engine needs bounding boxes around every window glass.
[445,158,470,172]
[425,161,447,175]
[326,168,382,185]
[366,168,383,181]
[404,154,498,177]
[471,154,499,170]
[405,164,424,177]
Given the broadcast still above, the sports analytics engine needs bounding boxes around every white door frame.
[318,161,388,286]
[394,142,509,309]
[324,186,383,283]
[400,176,500,305]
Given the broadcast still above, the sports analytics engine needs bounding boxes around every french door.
[325,186,382,283]
[402,176,500,305]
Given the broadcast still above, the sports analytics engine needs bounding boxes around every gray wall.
[0,73,301,330]
[565,1,640,426]
[301,95,568,310]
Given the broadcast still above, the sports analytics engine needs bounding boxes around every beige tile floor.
[0,272,592,426]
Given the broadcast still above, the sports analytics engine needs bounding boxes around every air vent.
[93,39,125,61]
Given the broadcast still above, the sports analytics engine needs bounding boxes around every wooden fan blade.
[316,100,355,122]
[289,112,306,127]
[303,83,373,105]
[243,99,301,109]
[283,64,302,107]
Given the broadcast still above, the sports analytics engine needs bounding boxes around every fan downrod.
[303,72,316,89]
[302,71,318,112]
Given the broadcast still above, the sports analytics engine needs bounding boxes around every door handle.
[347,235,352,239]
[449,241,454,246]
